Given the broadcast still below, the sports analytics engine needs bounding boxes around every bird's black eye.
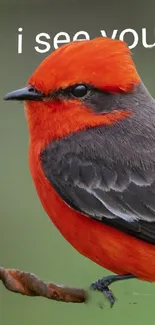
[71,84,88,98]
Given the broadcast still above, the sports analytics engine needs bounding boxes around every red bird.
[4,37,155,306]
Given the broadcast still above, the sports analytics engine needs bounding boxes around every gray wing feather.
[40,123,155,244]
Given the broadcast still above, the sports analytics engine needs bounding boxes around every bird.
[4,37,155,307]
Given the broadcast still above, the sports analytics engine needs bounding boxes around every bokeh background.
[1,0,155,324]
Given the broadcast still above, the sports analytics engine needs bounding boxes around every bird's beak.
[3,85,43,101]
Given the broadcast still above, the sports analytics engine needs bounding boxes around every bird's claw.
[90,279,116,308]
[89,274,135,307]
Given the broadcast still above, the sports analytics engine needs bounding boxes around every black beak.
[4,85,43,101]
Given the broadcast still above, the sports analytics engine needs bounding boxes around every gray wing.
[40,128,155,244]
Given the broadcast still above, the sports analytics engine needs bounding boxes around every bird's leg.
[90,274,136,307]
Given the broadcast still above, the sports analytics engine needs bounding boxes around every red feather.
[28,37,140,95]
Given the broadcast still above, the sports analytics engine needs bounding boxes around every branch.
[0,267,88,303]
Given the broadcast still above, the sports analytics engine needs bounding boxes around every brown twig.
[0,267,88,303]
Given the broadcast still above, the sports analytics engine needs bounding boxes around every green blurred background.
[1,0,155,324]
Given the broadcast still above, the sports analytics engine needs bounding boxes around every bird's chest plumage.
[29,140,155,282]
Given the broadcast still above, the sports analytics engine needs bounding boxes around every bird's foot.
[90,278,116,307]
[90,274,136,308]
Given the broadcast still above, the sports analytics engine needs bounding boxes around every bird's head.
[4,37,140,150]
